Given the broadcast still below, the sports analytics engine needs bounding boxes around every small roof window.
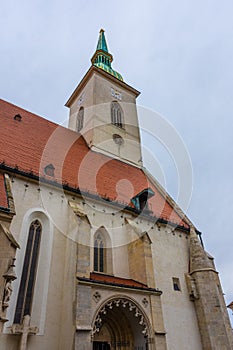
[131,188,155,213]
[44,163,55,177]
[14,114,22,122]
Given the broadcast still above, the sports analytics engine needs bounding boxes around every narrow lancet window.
[77,106,84,132]
[111,101,124,128]
[14,220,42,324]
[94,233,105,273]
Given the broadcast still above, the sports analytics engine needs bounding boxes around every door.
[93,341,110,350]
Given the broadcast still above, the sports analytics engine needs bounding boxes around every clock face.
[111,88,122,101]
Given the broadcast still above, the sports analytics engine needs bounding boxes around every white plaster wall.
[3,176,203,350]
[151,225,202,350]
[85,201,130,278]
[3,178,77,350]
[5,181,53,335]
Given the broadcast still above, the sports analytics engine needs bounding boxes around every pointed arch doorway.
[92,297,151,350]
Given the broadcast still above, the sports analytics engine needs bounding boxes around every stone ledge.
[76,325,92,331]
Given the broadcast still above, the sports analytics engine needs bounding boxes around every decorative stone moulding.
[92,298,149,336]
[93,291,101,303]
[142,297,149,308]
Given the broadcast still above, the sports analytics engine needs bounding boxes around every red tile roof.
[0,99,189,228]
[0,173,8,209]
[90,272,149,289]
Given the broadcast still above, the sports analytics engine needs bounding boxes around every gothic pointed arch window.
[77,106,84,132]
[93,228,113,274]
[94,233,105,273]
[111,101,124,128]
[14,220,42,324]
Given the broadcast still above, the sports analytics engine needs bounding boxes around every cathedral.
[0,30,232,350]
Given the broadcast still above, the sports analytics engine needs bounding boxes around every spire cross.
[11,315,38,350]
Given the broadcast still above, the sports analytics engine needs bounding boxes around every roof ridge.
[0,98,61,128]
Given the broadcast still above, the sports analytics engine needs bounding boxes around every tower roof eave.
[65,65,140,108]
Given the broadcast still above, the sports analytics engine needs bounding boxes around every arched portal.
[92,297,151,350]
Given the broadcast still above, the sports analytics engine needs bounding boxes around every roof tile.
[0,99,189,228]
[90,272,148,288]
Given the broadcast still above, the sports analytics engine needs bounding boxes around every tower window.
[172,277,181,291]
[77,107,84,132]
[94,233,105,273]
[111,101,124,128]
[14,220,42,324]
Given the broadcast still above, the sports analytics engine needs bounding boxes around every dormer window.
[77,107,84,132]
[131,188,155,213]
[111,101,124,128]
[14,114,22,122]
[44,163,55,177]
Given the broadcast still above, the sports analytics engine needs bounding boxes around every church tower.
[66,29,143,167]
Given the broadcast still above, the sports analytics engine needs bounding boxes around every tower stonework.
[187,227,233,350]
[66,29,142,167]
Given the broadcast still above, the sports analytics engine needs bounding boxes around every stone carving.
[1,259,17,324]
[93,291,101,303]
[92,298,148,336]
[2,281,13,308]
[2,259,17,310]
[11,315,38,350]
[142,297,148,308]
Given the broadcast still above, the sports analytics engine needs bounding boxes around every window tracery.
[111,101,124,128]
[94,233,105,273]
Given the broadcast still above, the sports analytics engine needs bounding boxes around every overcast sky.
[1,1,233,324]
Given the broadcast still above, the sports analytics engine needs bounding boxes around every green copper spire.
[91,29,123,81]
[96,29,108,52]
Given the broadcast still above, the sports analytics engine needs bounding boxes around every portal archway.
[92,297,152,350]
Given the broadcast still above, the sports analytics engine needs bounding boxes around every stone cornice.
[189,268,218,275]
[77,276,162,296]
[65,66,140,107]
